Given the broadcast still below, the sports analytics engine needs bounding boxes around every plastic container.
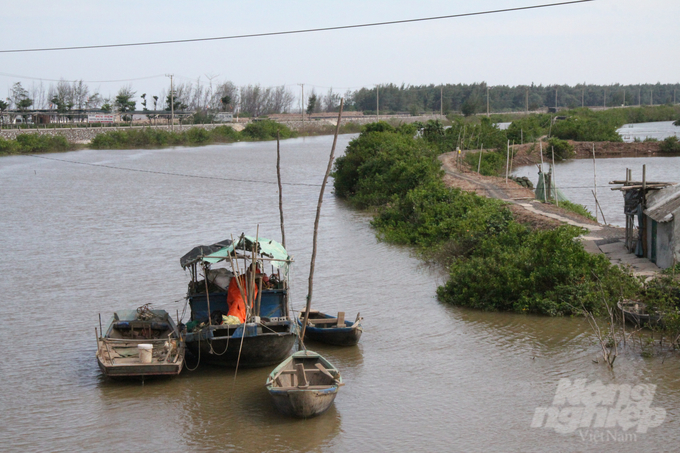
[138,344,153,364]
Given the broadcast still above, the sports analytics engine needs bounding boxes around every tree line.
[3,78,679,120]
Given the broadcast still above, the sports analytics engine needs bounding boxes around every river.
[1,136,679,452]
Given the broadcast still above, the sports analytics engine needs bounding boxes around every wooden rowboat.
[266,350,343,418]
[297,310,363,346]
[617,299,663,327]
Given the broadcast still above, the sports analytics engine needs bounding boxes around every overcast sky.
[2,0,678,102]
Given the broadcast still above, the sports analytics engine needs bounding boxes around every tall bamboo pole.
[539,141,547,202]
[505,140,510,184]
[551,146,558,207]
[477,144,483,174]
[592,143,598,223]
[300,99,344,343]
[276,131,286,248]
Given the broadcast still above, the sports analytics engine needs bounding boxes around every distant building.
[214,112,233,123]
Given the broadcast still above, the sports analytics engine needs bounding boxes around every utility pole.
[486,86,490,117]
[298,84,304,122]
[166,74,174,132]
[526,87,529,113]
[440,85,443,117]
[376,85,379,119]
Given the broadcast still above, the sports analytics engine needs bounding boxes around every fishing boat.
[96,305,185,378]
[617,299,663,327]
[180,234,297,367]
[266,350,343,418]
[297,310,363,346]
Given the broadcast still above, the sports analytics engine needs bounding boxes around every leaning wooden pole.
[277,131,286,249]
[301,98,344,343]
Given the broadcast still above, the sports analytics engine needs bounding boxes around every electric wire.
[0,1,594,54]
[26,154,324,187]
[26,153,612,190]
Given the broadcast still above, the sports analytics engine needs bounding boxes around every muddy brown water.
[1,135,679,452]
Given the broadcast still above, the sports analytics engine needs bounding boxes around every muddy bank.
[509,140,664,167]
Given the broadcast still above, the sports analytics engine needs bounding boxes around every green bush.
[4,134,74,154]
[551,115,622,142]
[332,127,440,207]
[241,120,294,140]
[545,137,574,160]
[211,125,240,141]
[463,150,507,176]
[659,136,680,153]
[436,224,636,315]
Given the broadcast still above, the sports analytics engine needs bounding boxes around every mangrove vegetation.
[332,122,680,355]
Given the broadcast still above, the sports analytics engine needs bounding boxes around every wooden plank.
[336,312,345,325]
[308,318,338,325]
[295,363,308,387]
[315,363,334,379]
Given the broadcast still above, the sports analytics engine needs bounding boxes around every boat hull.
[266,350,342,418]
[185,326,296,367]
[303,324,362,346]
[97,359,184,378]
[268,386,338,418]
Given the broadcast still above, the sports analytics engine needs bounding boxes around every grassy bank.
[333,121,679,321]
[0,134,76,156]
[0,120,298,155]
[91,120,295,149]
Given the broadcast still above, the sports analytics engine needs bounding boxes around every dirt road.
[438,152,660,277]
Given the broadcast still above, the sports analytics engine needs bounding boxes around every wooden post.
[276,131,286,248]
[592,143,598,223]
[301,98,344,343]
[551,146,558,207]
[477,144,483,174]
[202,262,212,326]
[505,140,510,184]
[539,141,547,202]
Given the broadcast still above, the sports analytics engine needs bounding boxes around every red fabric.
[226,275,258,323]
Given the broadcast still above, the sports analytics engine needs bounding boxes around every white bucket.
[138,344,153,364]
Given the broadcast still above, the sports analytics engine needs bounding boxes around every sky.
[1,0,678,103]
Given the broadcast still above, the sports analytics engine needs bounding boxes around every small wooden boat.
[297,310,363,346]
[96,306,185,378]
[617,300,663,327]
[266,350,343,418]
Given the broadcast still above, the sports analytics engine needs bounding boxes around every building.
[612,166,679,269]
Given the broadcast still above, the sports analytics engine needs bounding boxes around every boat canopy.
[181,235,291,274]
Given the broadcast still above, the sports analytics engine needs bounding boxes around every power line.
[0,1,594,54]
[27,154,324,187]
[0,72,165,84]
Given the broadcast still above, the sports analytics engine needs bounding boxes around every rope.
[183,330,201,372]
